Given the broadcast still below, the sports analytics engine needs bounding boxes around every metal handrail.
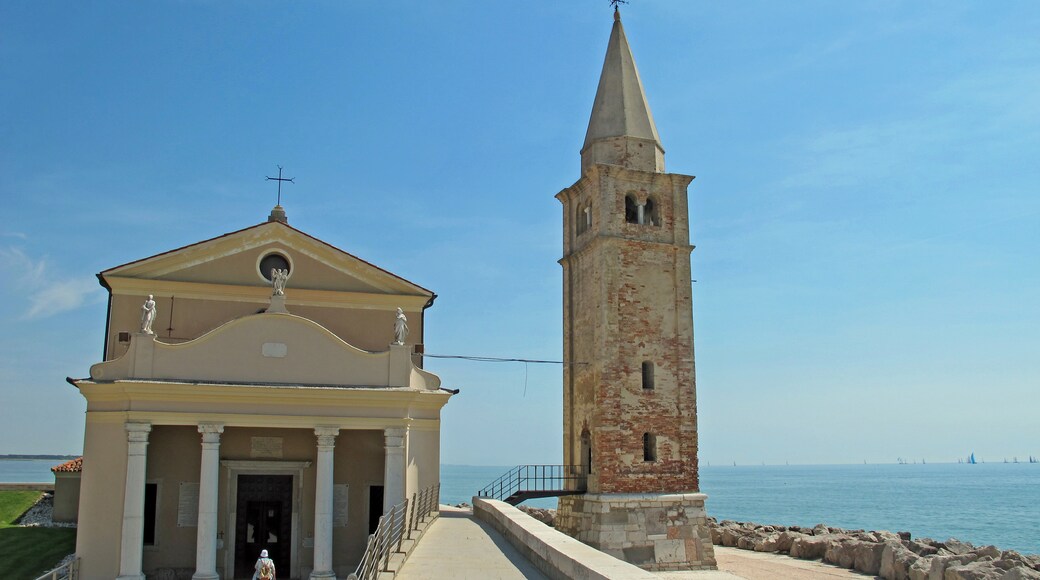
[477,464,587,503]
[348,483,440,580]
[33,558,79,580]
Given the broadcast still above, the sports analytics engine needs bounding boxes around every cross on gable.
[266,165,295,206]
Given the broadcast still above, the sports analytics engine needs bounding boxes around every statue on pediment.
[272,268,289,296]
[140,295,157,335]
[394,308,409,345]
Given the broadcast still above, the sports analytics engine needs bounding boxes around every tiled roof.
[51,457,83,473]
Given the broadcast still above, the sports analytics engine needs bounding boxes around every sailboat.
[968,453,977,465]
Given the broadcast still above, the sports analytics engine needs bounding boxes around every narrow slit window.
[641,361,654,390]
[643,433,657,462]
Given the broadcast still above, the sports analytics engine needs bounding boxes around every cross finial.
[265,165,295,206]
[610,0,628,12]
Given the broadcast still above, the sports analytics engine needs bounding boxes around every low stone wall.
[472,497,661,580]
[0,482,54,492]
[709,518,1040,580]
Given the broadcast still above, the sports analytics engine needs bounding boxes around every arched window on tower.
[641,361,655,390]
[643,433,657,462]
[576,205,585,236]
[625,195,639,224]
[645,197,660,226]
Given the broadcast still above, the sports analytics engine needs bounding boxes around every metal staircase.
[477,465,587,505]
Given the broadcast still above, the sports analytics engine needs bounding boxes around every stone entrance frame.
[221,460,311,579]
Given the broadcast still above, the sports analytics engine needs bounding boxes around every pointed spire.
[581,10,665,173]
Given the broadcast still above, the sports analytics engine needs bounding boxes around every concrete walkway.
[656,547,876,580]
[396,505,549,579]
[397,507,873,580]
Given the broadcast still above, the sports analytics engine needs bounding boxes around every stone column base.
[556,492,717,571]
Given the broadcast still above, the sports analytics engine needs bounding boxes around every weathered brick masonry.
[554,9,716,571]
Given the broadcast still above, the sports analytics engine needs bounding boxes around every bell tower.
[554,9,716,571]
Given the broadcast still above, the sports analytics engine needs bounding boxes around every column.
[637,201,646,225]
[117,422,152,580]
[383,427,406,511]
[193,423,224,580]
[311,427,339,580]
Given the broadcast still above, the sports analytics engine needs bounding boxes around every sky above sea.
[1,1,1038,466]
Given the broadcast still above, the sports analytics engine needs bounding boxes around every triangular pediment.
[101,221,432,297]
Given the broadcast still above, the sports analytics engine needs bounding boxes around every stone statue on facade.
[271,268,289,296]
[394,308,409,345]
[140,295,157,335]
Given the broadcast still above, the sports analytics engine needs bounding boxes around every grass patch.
[0,491,77,580]
[0,492,40,526]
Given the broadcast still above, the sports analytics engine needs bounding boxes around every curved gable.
[90,312,440,390]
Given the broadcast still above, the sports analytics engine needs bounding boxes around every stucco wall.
[52,473,81,523]
[106,295,422,361]
[76,418,129,580]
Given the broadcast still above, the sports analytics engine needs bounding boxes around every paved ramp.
[396,506,548,580]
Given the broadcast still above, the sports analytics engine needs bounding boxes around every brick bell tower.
[554,9,717,571]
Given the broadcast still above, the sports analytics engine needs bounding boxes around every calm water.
[0,459,66,482]
[6,460,1036,554]
[441,462,1040,555]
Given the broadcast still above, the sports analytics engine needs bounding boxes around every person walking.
[253,549,276,580]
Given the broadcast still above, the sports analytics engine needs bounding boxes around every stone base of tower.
[556,493,717,571]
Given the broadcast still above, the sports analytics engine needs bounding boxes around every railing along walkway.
[348,484,440,580]
[33,558,79,580]
[477,464,586,505]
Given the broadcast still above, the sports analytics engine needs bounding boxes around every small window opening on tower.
[643,433,657,462]
[641,361,655,390]
[577,204,593,236]
[645,197,660,226]
[625,195,639,224]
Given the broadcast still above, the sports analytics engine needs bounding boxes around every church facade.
[554,11,717,571]
[69,208,452,580]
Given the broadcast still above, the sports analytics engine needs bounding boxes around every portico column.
[117,422,152,580]
[311,427,339,580]
[383,427,406,511]
[193,423,224,580]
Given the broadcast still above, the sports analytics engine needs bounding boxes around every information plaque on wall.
[333,484,349,527]
[251,437,284,458]
[177,482,199,527]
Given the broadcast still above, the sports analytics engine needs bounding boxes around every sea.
[5,459,1037,555]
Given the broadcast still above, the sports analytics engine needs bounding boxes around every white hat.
[260,550,269,558]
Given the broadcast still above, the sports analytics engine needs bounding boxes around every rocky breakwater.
[709,518,1040,580]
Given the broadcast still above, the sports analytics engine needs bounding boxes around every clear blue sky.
[1,1,1038,466]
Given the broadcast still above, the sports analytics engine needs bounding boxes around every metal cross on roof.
[610,0,628,10]
[265,165,295,206]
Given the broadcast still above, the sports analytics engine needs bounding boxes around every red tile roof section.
[51,457,83,473]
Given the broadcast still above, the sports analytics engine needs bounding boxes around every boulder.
[824,538,858,569]
[812,523,830,536]
[910,540,942,557]
[881,540,919,580]
[974,546,1002,560]
[777,530,808,553]
[853,540,886,575]
[945,560,1004,580]
[753,533,781,553]
[929,554,979,580]
[1001,567,1040,580]
[791,534,845,561]
[909,557,935,580]
[945,539,976,556]
[720,526,746,547]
